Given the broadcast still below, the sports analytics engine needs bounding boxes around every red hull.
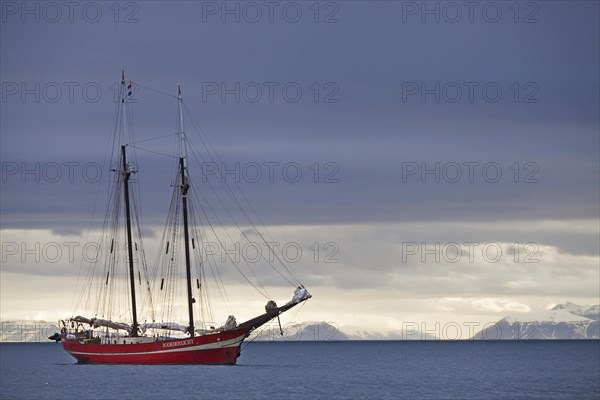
[61,328,250,365]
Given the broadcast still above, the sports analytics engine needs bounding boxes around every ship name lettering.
[162,339,194,348]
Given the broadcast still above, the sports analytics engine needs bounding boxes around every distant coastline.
[3,301,599,343]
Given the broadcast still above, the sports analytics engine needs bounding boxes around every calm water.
[1,341,599,399]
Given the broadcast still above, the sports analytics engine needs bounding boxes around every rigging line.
[210,172,302,285]
[209,170,303,285]
[185,139,298,287]
[72,82,124,314]
[189,197,231,316]
[206,244,233,315]
[73,85,127,315]
[183,144,299,286]
[182,103,302,285]
[240,328,263,351]
[188,195,233,314]
[199,231,233,315]
[128,145,178,159]
[287,296,308,326]
[134,82,178,99]
[185,150,272,296]
[193,190,270,300]
[241,300,308,349]
[188,183,270,299]
[149,187,177,290]
[192,177,297,287]
[157,181,181,323]
[131,180,156,321]
[129,132,180,145]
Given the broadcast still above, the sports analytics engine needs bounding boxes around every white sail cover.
[223,315,237,330]
[139,322,188,333]
[287,286,310,305]
[90,318,132,331]
[72,315,92,325]
[72,316,131,332]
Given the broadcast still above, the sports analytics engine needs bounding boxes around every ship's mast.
[178,84,195,337]
[122,145,139,337]
[121,70,139,337]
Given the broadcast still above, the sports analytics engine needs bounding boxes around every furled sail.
[72,316,92,325]
[72,316,133,332]
[139,322,188,333]
[91,318,132,332]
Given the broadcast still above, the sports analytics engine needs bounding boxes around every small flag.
[127,83,133,96]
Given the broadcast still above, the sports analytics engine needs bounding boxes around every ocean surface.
[1,341,599,399]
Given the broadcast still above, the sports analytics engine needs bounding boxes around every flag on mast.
[127,83,133,96]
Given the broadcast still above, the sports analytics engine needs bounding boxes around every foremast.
[120,70,139,337]
[177,84,196,337]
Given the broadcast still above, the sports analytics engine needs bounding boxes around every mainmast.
[122,145,139,336]
[120,70,139,337]
[178,84,195,337]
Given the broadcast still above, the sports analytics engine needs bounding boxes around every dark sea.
[1,341,599,400]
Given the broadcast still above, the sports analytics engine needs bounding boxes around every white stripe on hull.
[67,335,245,357]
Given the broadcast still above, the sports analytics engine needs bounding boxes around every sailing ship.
[57,71,311,364]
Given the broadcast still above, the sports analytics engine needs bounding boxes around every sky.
[1,0,599,338]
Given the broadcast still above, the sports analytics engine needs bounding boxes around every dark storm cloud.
[1,1,598,230]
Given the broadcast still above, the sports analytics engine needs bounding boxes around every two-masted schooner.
[57,71,311,364]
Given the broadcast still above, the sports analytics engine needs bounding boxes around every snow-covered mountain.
[250,323,439,341]
[250,321,348,341]
[0,320,60,342]
[472,302,600,340]
[341,325,437,340]
[552,302,600,321]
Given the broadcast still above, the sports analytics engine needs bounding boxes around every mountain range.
[2,303,598,342]
[472,302,599,340]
